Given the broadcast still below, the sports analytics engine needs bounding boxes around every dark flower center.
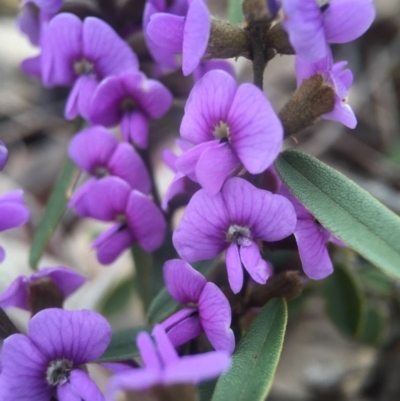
[213,121,230,142]
[94,166,109,178]
[74,58,95,76]
[121,98,137,112]
[226,224,252,246]
[116,214,127,224]
[320,2,330,12]
[46,359,73,386]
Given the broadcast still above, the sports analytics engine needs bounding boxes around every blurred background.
[0,0,400,399]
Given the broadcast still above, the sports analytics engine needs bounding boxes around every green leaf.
[358,304,385,346]
[359,265,393,297]
[99,278,133,317]
[147,258,220,324]
[198,380,217,401]
[29,159,77,270]
[97,326,149,362]
[275,150,400,281]
[211,298,287,401]
[323,264,364,337]
[228,0,243,24]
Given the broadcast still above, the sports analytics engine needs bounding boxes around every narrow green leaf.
[228,0,243,24]
[212,298,287,401]
[358,304,385,346]
[275,150,400,280]
[359,265,393,297]
[147,258,220,324]
[198,380,217,401]
[97,326,149,362]
[29,159,77,270]
[99,278,133,317]
[323,264,364,337]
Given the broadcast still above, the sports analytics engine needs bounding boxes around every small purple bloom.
[17,0,63,45]
[282,0,375,62]
[88,71,173,149]
[83,177,166,264]
[279,185,344,280]
[193,59,235,82]
[147,0,211,76]
[106,324,230,398]
[41,13,138,120]
[0,267,86,311]
[161,259,235,353]
[0,190,30,263]
[68,126,151,216]
[0,308,111,400]
[176,70,283,194]
[295,50,357,128]
[0,140,8,170]
[173,177,297,293]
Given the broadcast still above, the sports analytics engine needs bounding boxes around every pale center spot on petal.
[226,224,252,246]
[121,98,137,112]
[46,358,73,386]
[116,214,127,224]
[95,166,109,178]
[73,58,95,77]
[213,121,230,142]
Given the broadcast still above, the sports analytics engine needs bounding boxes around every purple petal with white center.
[42,13,82,87]
[147,13,185,53]
[163,351,230,384]
[108,143,151,194]
[165,315,203,347]
[198,282,235,354]
[239,241,271,285]
[176,141,217,182]
[152,324,179,365]
[126,190,166,251]
[324,0,375,44]
[0,334,50,400]
[137,330,162,370]
[294,218,333,279]
[182,0,211,76]
[225,243,243,294]
[85,177,131,221]
[180,70,237,144]
[91,224,134,265]
[68,369,105,401]
[196,141,241,194]
[163,259,207,304]
[28,308,112,364]
[282,0,327,62]
[83,17,138,77]
[0,190,30,231]
[0,140,8,170]
[221,178,297,241]
[69,178,97,218]
[228,83,282,173]
[68,126,118,174]
[121,111,149,149]
[173,187,230,262]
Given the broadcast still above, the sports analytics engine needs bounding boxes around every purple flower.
[0,267,86,311]
[282,0,375,62]
[0,308,111,400]
[296,50,357,128]
[17,0,63,45]
[0,190,30,263]
[41,13,138,120]
[279,185,344,279]
[173,177,297,293]
[83,177,166,264]
[176,70,283,194]
[0,140,8,170]
[143,0,188,69]
[161,259,235,353]
[88,71,173,149]
[147,0,211,76]
[106,324,230,398]
[161,140,200,210]
[68,126,151,216]
[193,59,235,82]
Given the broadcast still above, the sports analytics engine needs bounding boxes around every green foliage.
[29,159,77,269]
[358,303,385,346]
[228,0,243,24]
[97,326,149,362]
[275,150,400,281]
[211,298,287,401]
[100,278,134,317]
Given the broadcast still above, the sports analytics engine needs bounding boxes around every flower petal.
[0,190,30,232]
[163,259,207,304]
[225,243,243,294]
[199,283,235,354]
[323,98,357,129]
[106,368,160,394]
[239,241,271,285]
[180,70,237,144]
[69,369,105,401]
[165,315,203,347]
[0,276,30,310]
[137,330,162,370]
[121,111,150,149]
[57,382,81,401]
[228,84,283,174]
[28,308,112,364]
[152,324,179,365]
